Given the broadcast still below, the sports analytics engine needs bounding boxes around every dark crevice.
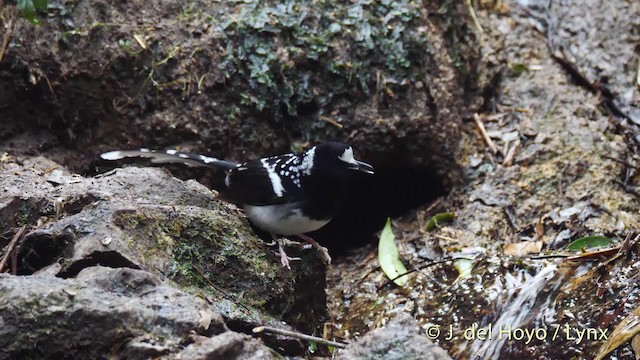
[311,164,448,255]
[62,193,100,216]
[57,251,141,279]
[0,197,45,235]
[17,229,74,275]
[480,68,504,113]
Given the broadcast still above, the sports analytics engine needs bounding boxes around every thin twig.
[378,258,455,290]
[502,139,520,166]
[433,233,458,242]
[473,113,498,154]
[0,7,17,64]
[319,115,344,129]
[465,0,484,35]
[602,155,638,170]
[503,206,519,230]
[0,225,26,273]
[11,244,17,274]
[424,198,443,214]
[132,33,147,50]
[537,0,636,123]
[529,254,570,260]
[253,326,348,349]
[615,180,640,199]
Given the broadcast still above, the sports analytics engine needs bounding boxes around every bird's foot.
[277,239,301,269]
[298,234,332,264]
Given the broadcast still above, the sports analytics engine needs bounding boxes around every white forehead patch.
[338,147,356,164]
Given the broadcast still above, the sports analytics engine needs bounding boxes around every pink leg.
[273,234,300,269]
[297,234,332,264]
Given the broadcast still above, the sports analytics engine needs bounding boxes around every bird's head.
[303,142,374,178]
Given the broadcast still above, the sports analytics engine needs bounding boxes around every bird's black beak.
[349,160,375,175]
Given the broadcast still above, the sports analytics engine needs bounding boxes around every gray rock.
[0,266,221,359]
[0,162,326,329]
[168,332,276,360]
[0,160,325,357]
[338,313,451,360]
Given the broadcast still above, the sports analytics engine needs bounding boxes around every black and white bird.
[101,142,374,268]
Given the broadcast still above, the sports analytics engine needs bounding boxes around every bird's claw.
[277,242,301,269]
[317,246,332,265]
[297,234,332,265]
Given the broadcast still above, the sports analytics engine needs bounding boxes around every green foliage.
[511,63,530,75]
[17,0,48,25]
[216,0,426,118]
[565,235,613,252]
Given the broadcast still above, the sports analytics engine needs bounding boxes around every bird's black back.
[222,151,348,220]
[222,153,305,206]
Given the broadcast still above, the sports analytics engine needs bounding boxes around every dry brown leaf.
[198,309,212,331]
[503,241,543,256]
[534,217,545,242]
[595,304,640,360]
[631,334,640,360]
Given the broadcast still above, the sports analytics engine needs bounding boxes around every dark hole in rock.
[0,197,45,235]
[62,193,100,216]
[17,231,73,275]
[311,164,447,256]
[57,251,141,279]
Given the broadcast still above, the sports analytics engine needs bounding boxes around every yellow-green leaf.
[378,218,409,286]
[454,258,473,279]
[424,212,455,232]
[565,235,613,252]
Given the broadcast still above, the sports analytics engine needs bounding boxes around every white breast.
[244,203,331,235]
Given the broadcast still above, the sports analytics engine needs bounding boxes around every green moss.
[213,0,426,118]
[115,208,284,309]
[433,0,476,89]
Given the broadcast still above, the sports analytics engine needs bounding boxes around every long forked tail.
[101,148,239,171]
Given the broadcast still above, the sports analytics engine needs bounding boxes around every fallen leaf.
[378,218,409,286]
[595,304,640,360]
[454,258,473,280]
[503,241,543,256]
[198,309,212,330]
[630,334,640,360]
[424,212,455,232]
[565,235,614,252]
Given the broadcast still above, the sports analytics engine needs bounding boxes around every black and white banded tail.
[100,149,239,171]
